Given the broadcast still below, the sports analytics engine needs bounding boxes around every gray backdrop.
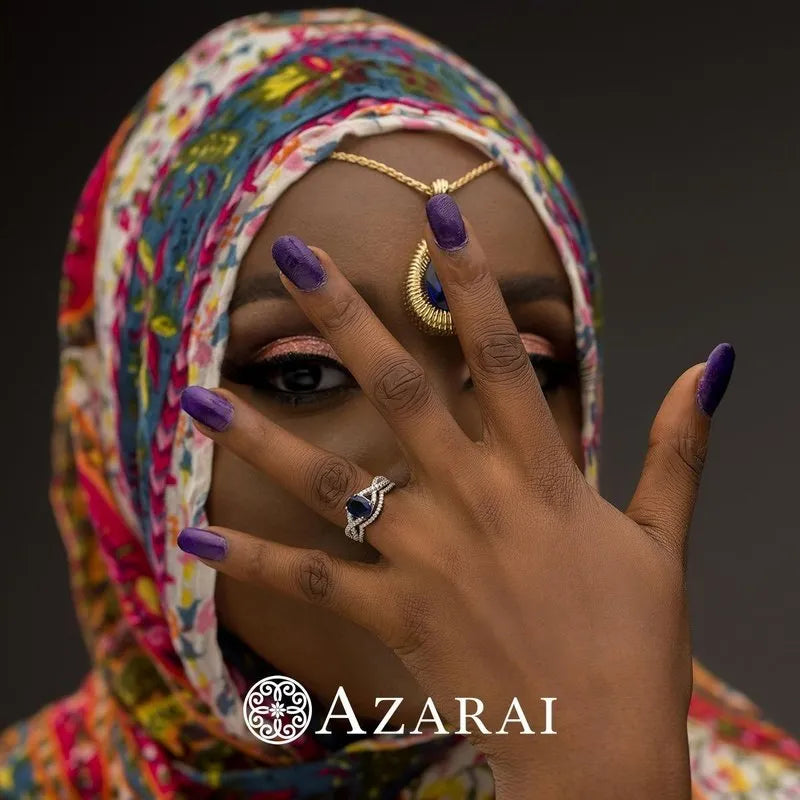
[2,0,798,733]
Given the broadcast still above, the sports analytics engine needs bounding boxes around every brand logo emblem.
[243,676,557,743]
[242,675,312,745]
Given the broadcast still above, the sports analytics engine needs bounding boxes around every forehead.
[239,130,570,320]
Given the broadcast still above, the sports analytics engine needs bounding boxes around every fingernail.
[180,386,233,431]
[178,527,227,561]
[696,343,735,417]
[426,194,468,251]
[272,235,327,291]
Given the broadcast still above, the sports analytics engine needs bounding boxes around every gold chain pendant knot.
[329,151,497,335]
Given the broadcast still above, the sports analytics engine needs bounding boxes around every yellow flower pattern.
[245,63,310,105]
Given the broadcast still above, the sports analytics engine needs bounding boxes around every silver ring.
[344,476,396,543]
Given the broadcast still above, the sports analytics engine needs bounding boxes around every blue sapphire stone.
[424,262,449,311]
[346,494,373,520]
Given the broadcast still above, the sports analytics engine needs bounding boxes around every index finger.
[177,525,393,636]
[271,235,469,472]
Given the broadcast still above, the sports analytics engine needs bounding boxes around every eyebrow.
[228,270,572,313]
[229,273,291,312]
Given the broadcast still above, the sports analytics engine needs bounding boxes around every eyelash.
[222,352,358,406]
[223,345,574,408]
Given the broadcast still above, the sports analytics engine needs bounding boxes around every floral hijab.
[0,9,797,798]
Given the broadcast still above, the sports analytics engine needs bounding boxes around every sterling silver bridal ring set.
[344,476,396,543]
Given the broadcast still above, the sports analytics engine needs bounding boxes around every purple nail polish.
[426,194,468,251]
[696,343,735,417]
[272,235,326,291]
[180,386,233,431]
[178,527,228,561]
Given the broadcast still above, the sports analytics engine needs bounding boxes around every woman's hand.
[178,194,733,799]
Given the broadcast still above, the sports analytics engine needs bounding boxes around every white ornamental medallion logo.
[243,675,312,745]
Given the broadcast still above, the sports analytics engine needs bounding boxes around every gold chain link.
[329,151,497,195]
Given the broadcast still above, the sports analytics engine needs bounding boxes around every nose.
[402,326,484,438]
[425,363,484,443]
[405,334,485,443]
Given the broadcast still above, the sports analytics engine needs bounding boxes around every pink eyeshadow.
[255,335,342,363]
[255,333,553,372]
[458,332,556,384]
[518,332,555,358]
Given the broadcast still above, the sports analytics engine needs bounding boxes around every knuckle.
[390,591,430,656]
[446,258,494,297]
[293,549,336,606]
[474,492,505,532]
[643,502,684,558]
[372,358,431,418]
[305,456,358,511]
[244,543,273,585]
[458,475,505,533]
[655,426,707,486]
[316,291,365,333]
[676,428,708,482]
[471,328,531,385]
[529,446,582,507]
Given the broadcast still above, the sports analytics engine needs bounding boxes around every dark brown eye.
[221,353,357,406]
[529,354,564,393]
[266,359,351,393]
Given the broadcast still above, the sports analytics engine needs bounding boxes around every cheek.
[205,389,406,559]
[207,445,369,561]
[205,378,333,548]
[206,445,301,539]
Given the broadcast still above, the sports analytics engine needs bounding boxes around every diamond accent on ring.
[344,475,396,543]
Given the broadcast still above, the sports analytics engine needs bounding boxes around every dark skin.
[211,131,582,719]
[192,130,711,796]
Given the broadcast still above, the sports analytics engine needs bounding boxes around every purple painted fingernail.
[426,194,468,251]
[180,386,233,431]
[178,527,228,561]
[272,235,327,291]
[696,343,735,417]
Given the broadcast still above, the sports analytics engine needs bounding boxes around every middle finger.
[423,193,571,460]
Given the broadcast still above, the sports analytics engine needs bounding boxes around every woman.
[1,8,797,798]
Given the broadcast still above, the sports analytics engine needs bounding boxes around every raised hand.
[178,194,734,799]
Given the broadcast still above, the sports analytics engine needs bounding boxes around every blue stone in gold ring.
[404,239,455,335]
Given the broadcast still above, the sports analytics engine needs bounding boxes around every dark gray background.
[2,1,798,733]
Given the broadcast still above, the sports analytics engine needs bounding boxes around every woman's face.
[208,130,582,721]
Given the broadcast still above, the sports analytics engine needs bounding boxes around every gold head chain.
[329,150,497,335]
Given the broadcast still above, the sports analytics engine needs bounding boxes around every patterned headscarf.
[1,9,797,798]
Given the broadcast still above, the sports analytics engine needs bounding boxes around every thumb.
[626,343,736,561]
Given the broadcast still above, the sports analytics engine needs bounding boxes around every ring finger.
[423,193,571,462]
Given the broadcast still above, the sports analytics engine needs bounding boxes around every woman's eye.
[529,354,567,394]
[222,354,357,405]
[270,359,351,393]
